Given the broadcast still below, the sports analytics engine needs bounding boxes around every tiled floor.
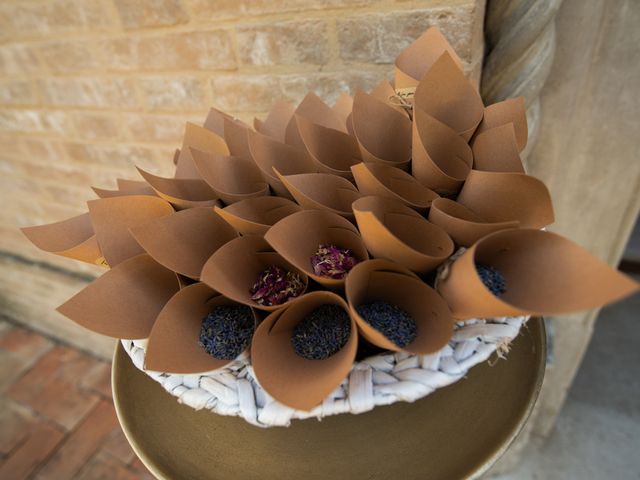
[0,321,153,480]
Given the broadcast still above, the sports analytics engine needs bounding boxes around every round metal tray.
[113,317,545,480]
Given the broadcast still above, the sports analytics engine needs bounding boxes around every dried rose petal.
[310,244,360,279]
[250,265,305,306]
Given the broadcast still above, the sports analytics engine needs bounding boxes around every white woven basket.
[122,314,528,428]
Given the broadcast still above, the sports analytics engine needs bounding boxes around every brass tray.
[113,317,545,480]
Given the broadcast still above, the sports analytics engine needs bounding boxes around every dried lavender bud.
[199,305,254,360]
[476,263,507,297]
[356,301,417,348]
[250,265,305,306]
[291,305,351,360]
[310,243,360,279]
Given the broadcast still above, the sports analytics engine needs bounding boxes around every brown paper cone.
[130,207,238,280]
[214,197,302,236]
[413,52,484,141]
[57,254,179,339]
[173,148,180,165]
[145,283,257,374]
[175,122,230,179]
[456,170,555,229]
[351,162,439,213]
[284,92,347,147]
[351,90,412,170]
[274,170,362,221]
[332,92,353,127]
[246,129,317,198]
[394,27,463,89]
[201,235,308,312]
[253,100,296,143]
[191,149,269,204]
[137,167,219,210]
[345,259,454,354]
[203,107,233,137]
[92,179,156,198]
[251,291,357,411]
[428,197,519,247]
[21,212,105,266]
[295,114,362,179]
[437,228,640,319]
[264,209,369,289]
[472,123,524,173]
[411,106,473,196]
[473,97,528,152]
[352,196,454,274]
[87,195,174,268]
[223,117,253,162]
[369,80,408,115]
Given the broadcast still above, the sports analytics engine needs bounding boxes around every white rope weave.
[122,315,528,428]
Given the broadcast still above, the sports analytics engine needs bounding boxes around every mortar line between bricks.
[0,251,96,283]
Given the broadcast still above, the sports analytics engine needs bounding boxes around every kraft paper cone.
[57,254,179,339]
[394,27,463,89]
[264,209,369,289]
[437,229,640,319]
[456,170,554,229]
[173,148,180,165]
[246,129,317,198]
[351,90,412,170]
[175,122,230,179]
[351,162,439,213]
[285,92,347,147]
[203,107,233,137]
[92,179,156,199]
[345,259,454,354]
[352,196,453,274]
[413,52,484,141]
[369,80,407,115]
[223,117,253,162]
[21,212,105,266]
[253,100,296,143]
[428,197,519,247]
[130,207,238,280]
[275,170,362,221]
[145,283,257,374]
[251,291,357,411]
[472,124,524,173]
[201,235,308,312]
[214,197,302,236]
[332,92,353,127]
[295,114,362,179]
[137,167,219,210]
[473,97,528,152]
[191,149,269,204]
[88,195,174,268]
[412,107,473,195]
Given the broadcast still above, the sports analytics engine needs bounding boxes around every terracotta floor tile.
[8,346,101,430]
[81,361,113,399]
[75,452,143,480]
[0,322,53,392]
[35,400,120,480]
[0,421,64,480]
[102,426,136,465]
[0,398,38,456]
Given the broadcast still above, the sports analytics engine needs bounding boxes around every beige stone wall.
[0,0,485,356]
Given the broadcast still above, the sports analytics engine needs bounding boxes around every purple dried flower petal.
[250,265,305,306]
[310,243,361,279]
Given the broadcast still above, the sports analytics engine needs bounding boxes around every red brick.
[7,346,101,430]
[0,325,53,392]
[75,452,143,480]
[36,400,120,480]
[113,0,189,29]
[0,398,37,455]
[80,362,113,399]
[0,421,64,480]
[101,427,136,464]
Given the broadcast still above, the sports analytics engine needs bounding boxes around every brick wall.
[0,0,484,355]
